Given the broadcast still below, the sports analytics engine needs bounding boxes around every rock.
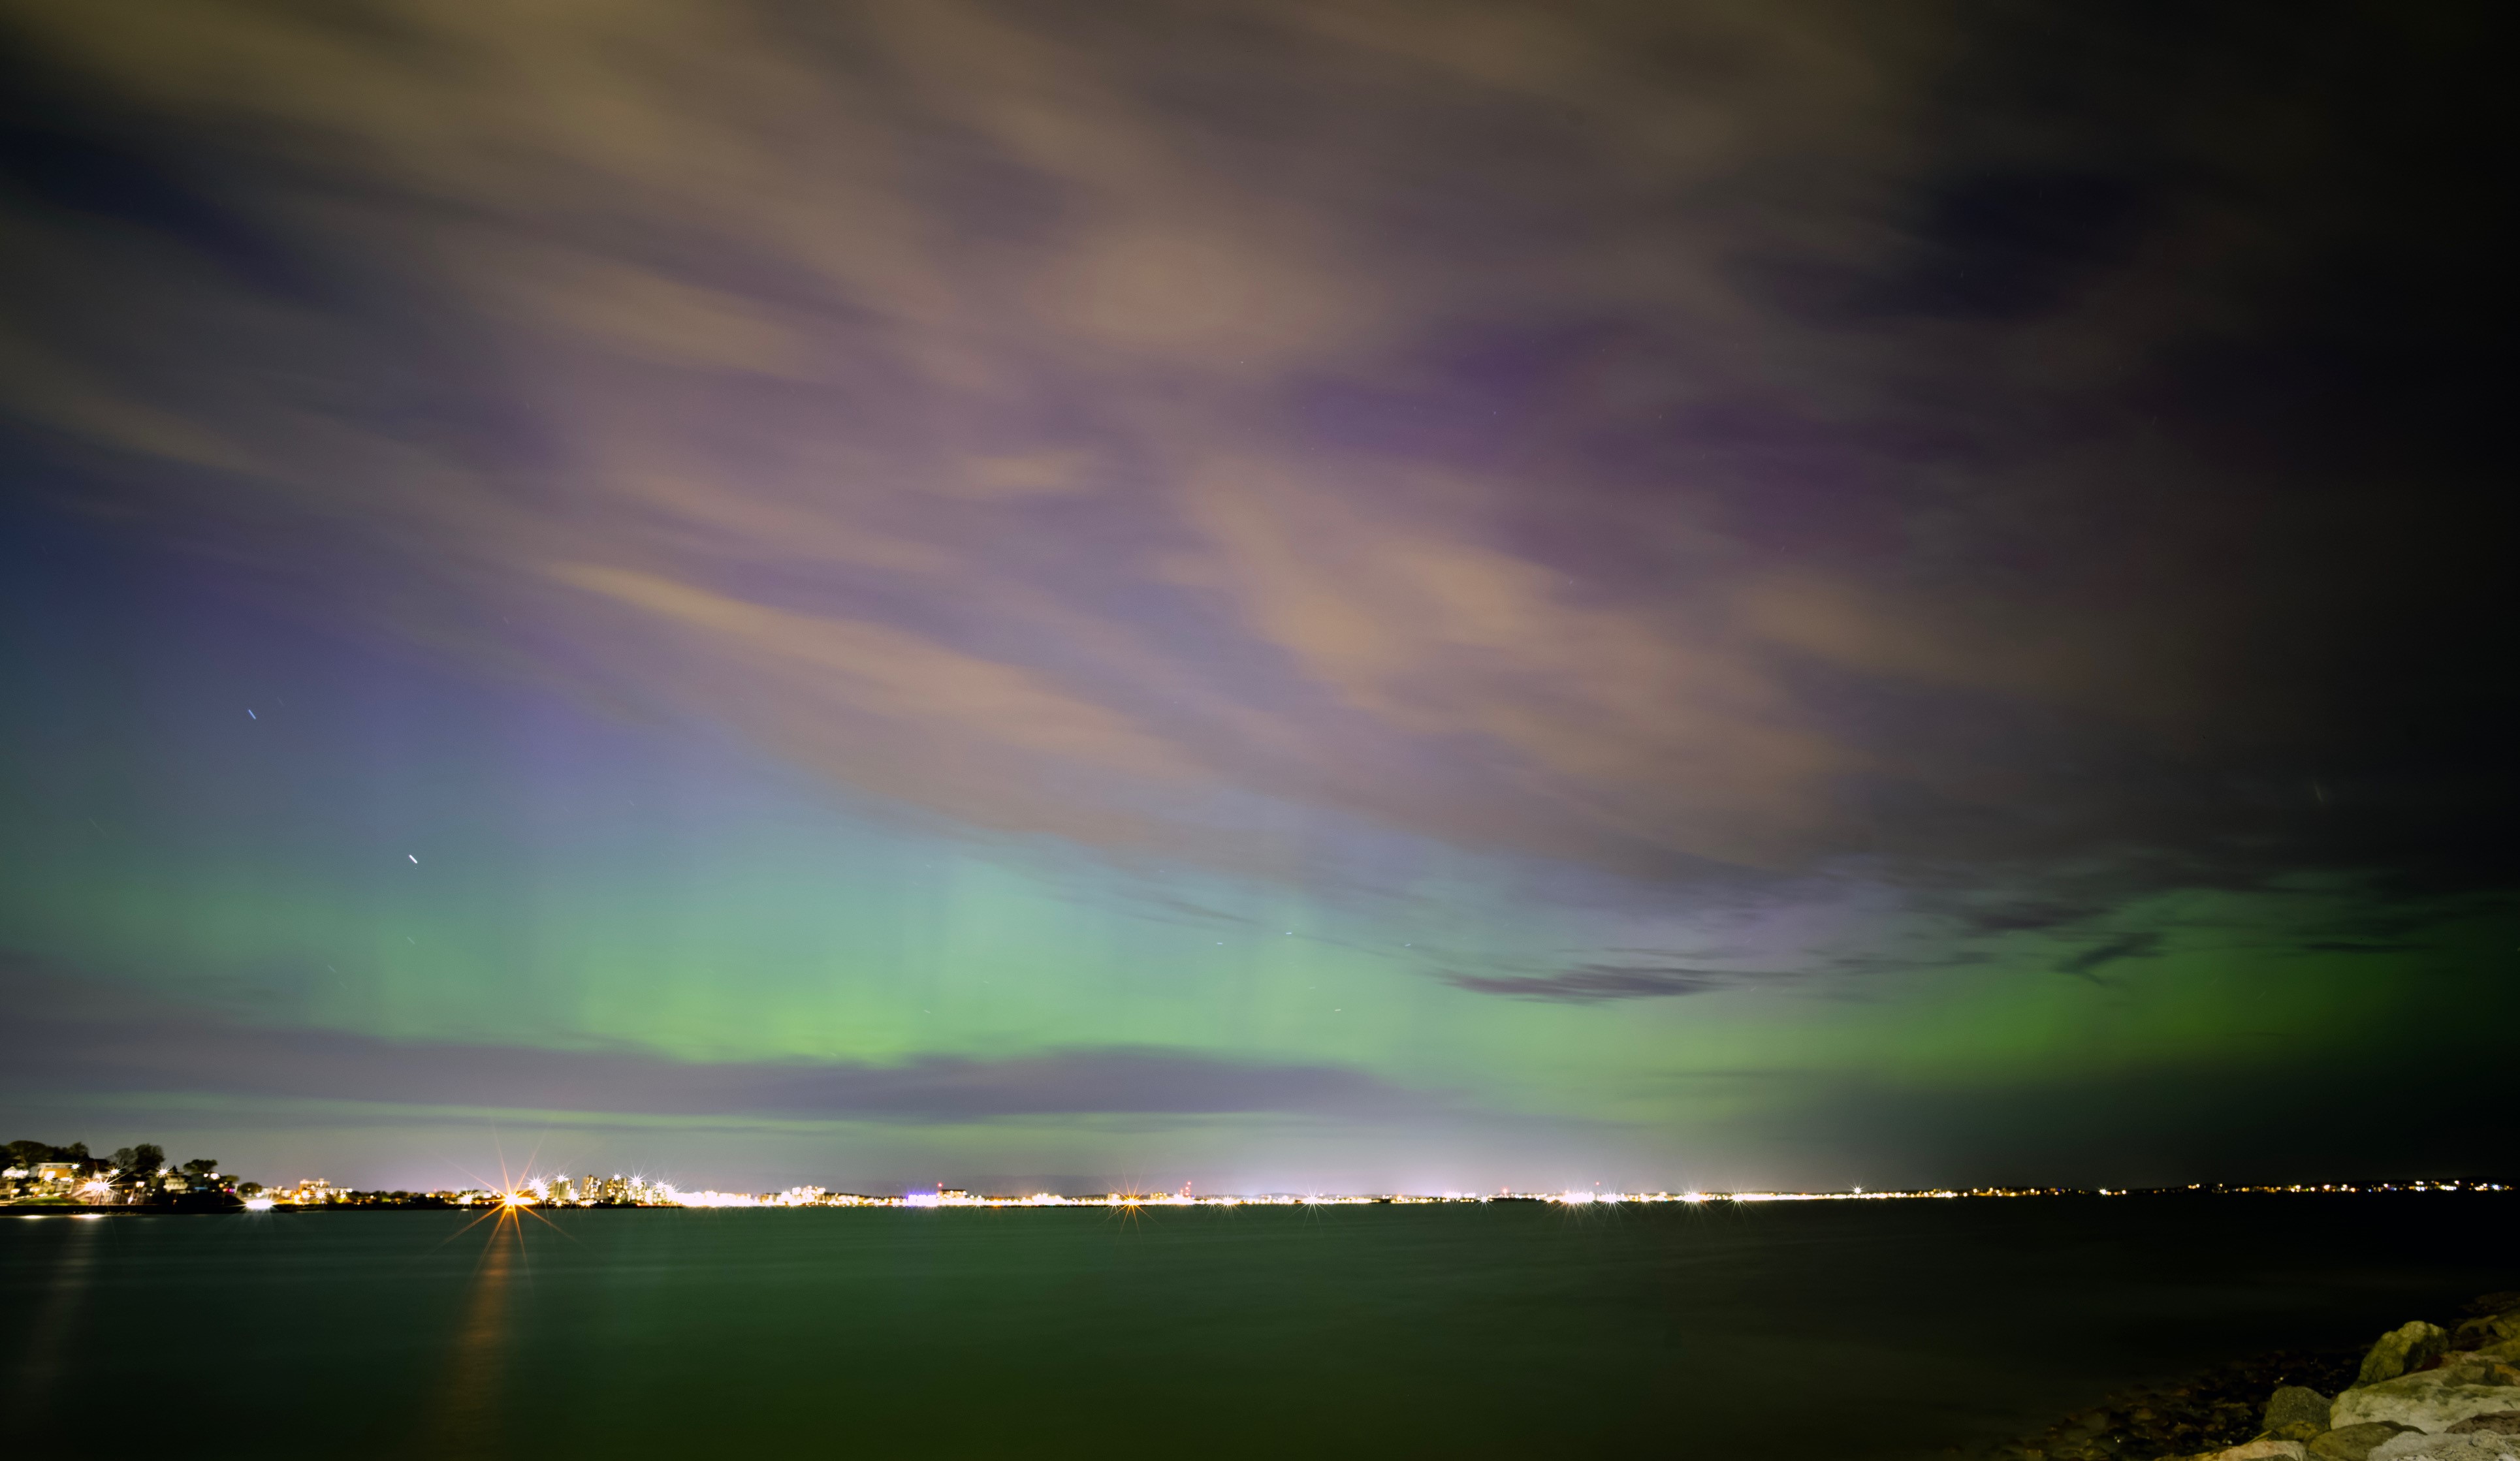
[2446,1358,2520,1388]
[2272,1387,2341,1440]
[2198,1443,2307,1460]
[2449,1415,2520,1436]
[2313,1425,2420,1461]
[2365,1433,2520,1460]
[2365,1325,2455,1385]
[2335,1370,2520,1434]
[2007,1344,2367,1459]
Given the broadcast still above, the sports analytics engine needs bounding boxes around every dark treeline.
[5,1137,251,1201]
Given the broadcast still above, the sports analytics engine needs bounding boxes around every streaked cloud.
[2053,932,2164,984]
[1443,965,1761,1004]
[3,966,1443,1122]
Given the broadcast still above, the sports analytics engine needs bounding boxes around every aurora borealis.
[1,2,2506,1194]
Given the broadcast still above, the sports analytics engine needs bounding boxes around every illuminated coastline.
[187,1177,2520,1212]
[8,1147,2504,1215]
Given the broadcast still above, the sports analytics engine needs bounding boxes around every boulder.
[2313,1425,2421,1461]
[2438,1359,2520,1389]
[2449,1415,2520,1437]
[2365,1434,2520,1460]
[2335,1371,2520,1435]
[2451,1316,2520,1351]
[2198,1443,2307,1461]
[2365,1324,2455,1385]
[2271,1387,2340,1441]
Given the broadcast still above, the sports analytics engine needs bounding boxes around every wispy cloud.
[2055,932,2164,983]
[0,0,2506,926]
[1,965,1444,1122]
[1443,964,1768,1004]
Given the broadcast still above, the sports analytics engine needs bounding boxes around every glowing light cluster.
[24,1176,2504,1215]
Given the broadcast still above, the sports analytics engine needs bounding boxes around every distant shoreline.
[8,1184,2510,1216]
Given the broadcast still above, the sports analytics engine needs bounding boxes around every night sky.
[1,2,2507,1195]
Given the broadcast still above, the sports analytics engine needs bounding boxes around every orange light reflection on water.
[424,1191,567,1444]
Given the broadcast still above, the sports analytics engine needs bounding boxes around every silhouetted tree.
[8,1139,98,1169]
[108,1144,165,1181]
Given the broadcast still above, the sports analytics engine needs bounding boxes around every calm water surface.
[6,1195,2513,1456]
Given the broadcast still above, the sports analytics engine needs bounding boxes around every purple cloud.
[4,967,1440,1122]
[1443,964,1761,1004]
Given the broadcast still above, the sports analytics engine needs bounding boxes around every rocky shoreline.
[1986,1295,2520,1460]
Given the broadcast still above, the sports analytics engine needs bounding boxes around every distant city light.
[7,1172,2506,1212]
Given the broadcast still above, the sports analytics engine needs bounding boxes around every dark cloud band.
[3,967,1439,1123]
[1443,965,1758,1003]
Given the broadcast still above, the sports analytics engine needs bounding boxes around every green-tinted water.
[6,1197,2513,1456]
